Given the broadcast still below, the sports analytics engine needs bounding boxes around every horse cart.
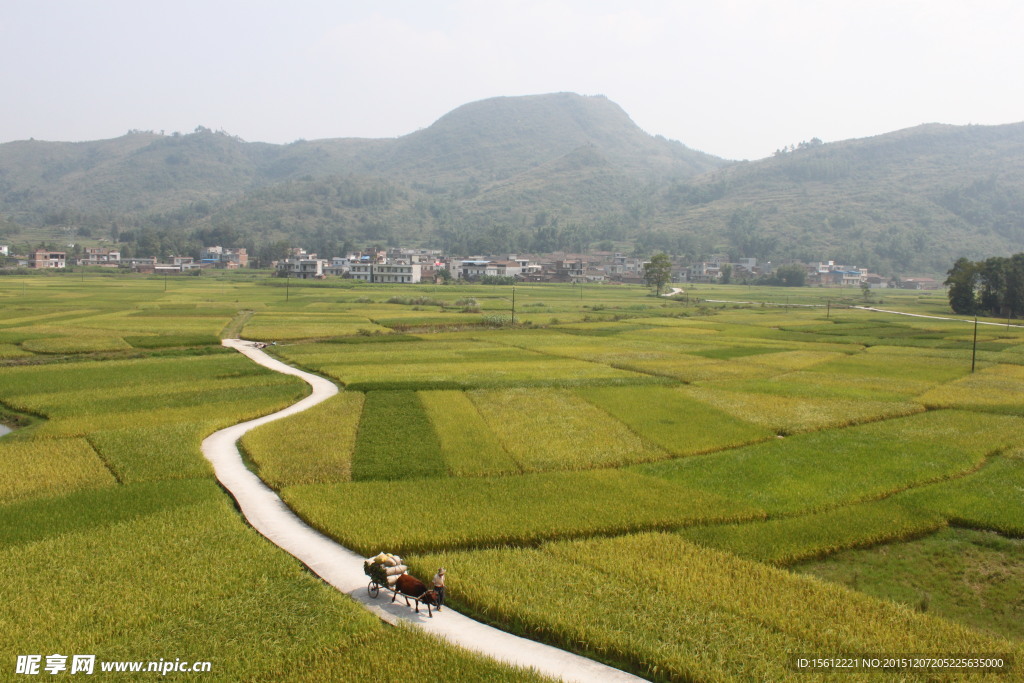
[364,553,439,617]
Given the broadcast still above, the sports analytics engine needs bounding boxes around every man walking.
[432,568,446,611]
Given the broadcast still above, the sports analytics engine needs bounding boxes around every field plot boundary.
[203,338,643,683]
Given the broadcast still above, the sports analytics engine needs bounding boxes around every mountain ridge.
[1,93,1023,276]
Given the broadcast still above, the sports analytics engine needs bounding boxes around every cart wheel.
[368,581,380,598]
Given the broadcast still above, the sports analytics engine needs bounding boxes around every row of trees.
[945,253,1024,317]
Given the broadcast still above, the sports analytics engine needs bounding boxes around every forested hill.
[1,92,1023,276]
[0,94,721,221]
[648,122,1024,275]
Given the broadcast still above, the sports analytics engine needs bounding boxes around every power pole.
[971,316,978,372]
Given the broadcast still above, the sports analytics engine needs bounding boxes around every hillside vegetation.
[2,93,1024,275]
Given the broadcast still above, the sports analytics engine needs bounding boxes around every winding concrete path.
[202,339,644,683]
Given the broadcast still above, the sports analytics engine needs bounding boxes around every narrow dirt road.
[201,339,645,683]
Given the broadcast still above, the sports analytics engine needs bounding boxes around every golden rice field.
[241,392,365,487]
[0,437,116,503]
[2,274,1023,680]
[413,532,1021,682]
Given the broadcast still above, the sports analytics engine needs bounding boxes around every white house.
[348,262,421,283]
[78,247,121,266]
[276,257,327,279]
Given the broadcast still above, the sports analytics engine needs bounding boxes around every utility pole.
[511,283,516,324]
[971,316,978,372]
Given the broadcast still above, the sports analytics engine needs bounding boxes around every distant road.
[671,293,1024,328]
[851,305,1024,328]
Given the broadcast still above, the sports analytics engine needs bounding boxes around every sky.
[3,0,1024,160]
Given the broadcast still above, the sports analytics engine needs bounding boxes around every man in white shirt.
[432,568,446,611]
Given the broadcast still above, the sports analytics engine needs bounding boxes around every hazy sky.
[3,0,1023,160]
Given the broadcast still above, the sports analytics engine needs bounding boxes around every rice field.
[577,385,773,453]
[275,338,661,391]
[797,527,1024,643]
[240,391,365,487]
[3,273,1023,680]
[916,363,1024,414]
[0,484,547,681]
[281,469,760,553]
[680,385,925,434]
[242,311,391,340]
[677,498,947,565]
[419,390,520,477]
[350,390,445,481]
[413,532,1021,682]
[894,449,1024,536]
[631,410,1024,515]
[467,387,666,471]
[0,276,551,680]
[0,437,116,503]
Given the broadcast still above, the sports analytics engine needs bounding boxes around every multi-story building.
[808,260,867,287]
[201,246,248,268]
[608,253,644,277]
[33,249,66,268]
[78,247,121,266]
[348,262,422,283]
[451,259,523,280]
[324,256,354,277]
[554,259,585,283]
[689,261,722,282]
[276,257,327,280]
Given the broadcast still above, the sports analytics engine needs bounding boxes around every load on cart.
[364,552,440,617]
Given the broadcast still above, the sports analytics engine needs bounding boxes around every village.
[1,243,942,289]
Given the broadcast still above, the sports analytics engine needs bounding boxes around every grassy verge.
[797,528,1024,643]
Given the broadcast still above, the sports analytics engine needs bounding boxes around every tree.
[945,253,1024,317]
[944,257,978,314]
[977,257,1006,315]
[775,264,806,287]
[643,252,672,295]
[1005,252,1024,318]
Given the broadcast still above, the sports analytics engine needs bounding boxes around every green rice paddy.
[2,272,1022,680]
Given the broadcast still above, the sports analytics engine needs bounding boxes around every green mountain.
[649,123,1024,274]
[2,93,1023,275]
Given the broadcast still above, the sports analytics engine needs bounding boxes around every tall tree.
[643,252,672,295]
[944,257,978,314]
[775,263,807,286]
